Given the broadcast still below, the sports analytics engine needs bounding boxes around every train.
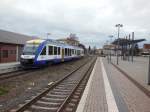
[20,39,84,67]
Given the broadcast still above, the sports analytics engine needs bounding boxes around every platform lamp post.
[47,33,51,39]
[148,50,150,85]
[106,40,109,63]
[109,35,113,62]
[115,24,123,65]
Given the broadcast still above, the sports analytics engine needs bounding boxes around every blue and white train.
[20,39,84,67]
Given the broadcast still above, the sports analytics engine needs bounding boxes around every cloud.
[0,0,149,48]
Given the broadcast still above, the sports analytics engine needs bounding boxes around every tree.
[88,46,91,54]
[88,46,91,51]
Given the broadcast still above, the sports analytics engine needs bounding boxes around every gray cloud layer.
[0,0,149,48]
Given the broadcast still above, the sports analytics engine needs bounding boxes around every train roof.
[26,39,83,50]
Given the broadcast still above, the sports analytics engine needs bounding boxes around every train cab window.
[48,46,53,55]
[54,47,57,55]
[41,46,46,55]
[58,47,60,55]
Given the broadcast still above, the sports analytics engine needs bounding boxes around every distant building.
[0,29,35,63]
[95,48,103,55]
[103,44,118,56]
[140,44,150,56]
[143,44,150,51]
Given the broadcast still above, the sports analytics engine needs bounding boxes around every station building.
[103,44,118,56]
[0,29,35,63]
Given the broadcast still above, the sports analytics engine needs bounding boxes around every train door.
[61,48,64,62]
[0,45,1,63]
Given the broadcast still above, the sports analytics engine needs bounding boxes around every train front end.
[20,39,44,68]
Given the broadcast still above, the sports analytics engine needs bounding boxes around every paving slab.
[76,58,108,112]
[76,57,123,112]
[103,57,150,112]
[111,56,150,91]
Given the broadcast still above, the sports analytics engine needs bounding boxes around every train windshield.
[23,43,39,55]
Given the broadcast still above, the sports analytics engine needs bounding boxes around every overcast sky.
[0,0,150,48]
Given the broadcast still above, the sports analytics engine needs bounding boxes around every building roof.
[112,38,145,45]
[0,29,36,45]
[103,44,116,49]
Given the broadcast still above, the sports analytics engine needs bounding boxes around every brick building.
[144,44,150,51]
[0,29,34,63]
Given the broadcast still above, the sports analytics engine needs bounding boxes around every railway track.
[0,57,89,81]
[10,57,96,112]
[0,69,36,81]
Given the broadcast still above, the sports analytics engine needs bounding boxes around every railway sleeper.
[53,88,72,92]
[55,86,73,90]
[30,105,58,112]
[36,100,61,107]
[50,91,70,95]
[72,95,80,99]
[41,97,64,103]
[70,98,78,103]
[64,107,73,112]
[47,93,67,99]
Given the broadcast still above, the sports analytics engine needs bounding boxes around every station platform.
[0,62,20,74]
[111,56,150,91]
[76,57,150,112]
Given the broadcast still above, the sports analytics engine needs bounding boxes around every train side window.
[65,48,67,56]
[58,47,60,55]
[77,50,80,55]
[67,48,68,56]
[54,46,57,55]
[70,49,72,56]
[41,46,46,55]
[48,46,53,55]
[72,49,74,55]
[68,49,70,56]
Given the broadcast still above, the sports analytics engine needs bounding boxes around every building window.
[3,50,8,58]
[41,46,46,55]
[10,50,13,54]
[54,46,57,55]
[48,46,53,55]
[58,47,60,55]
[14,50,16,54]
